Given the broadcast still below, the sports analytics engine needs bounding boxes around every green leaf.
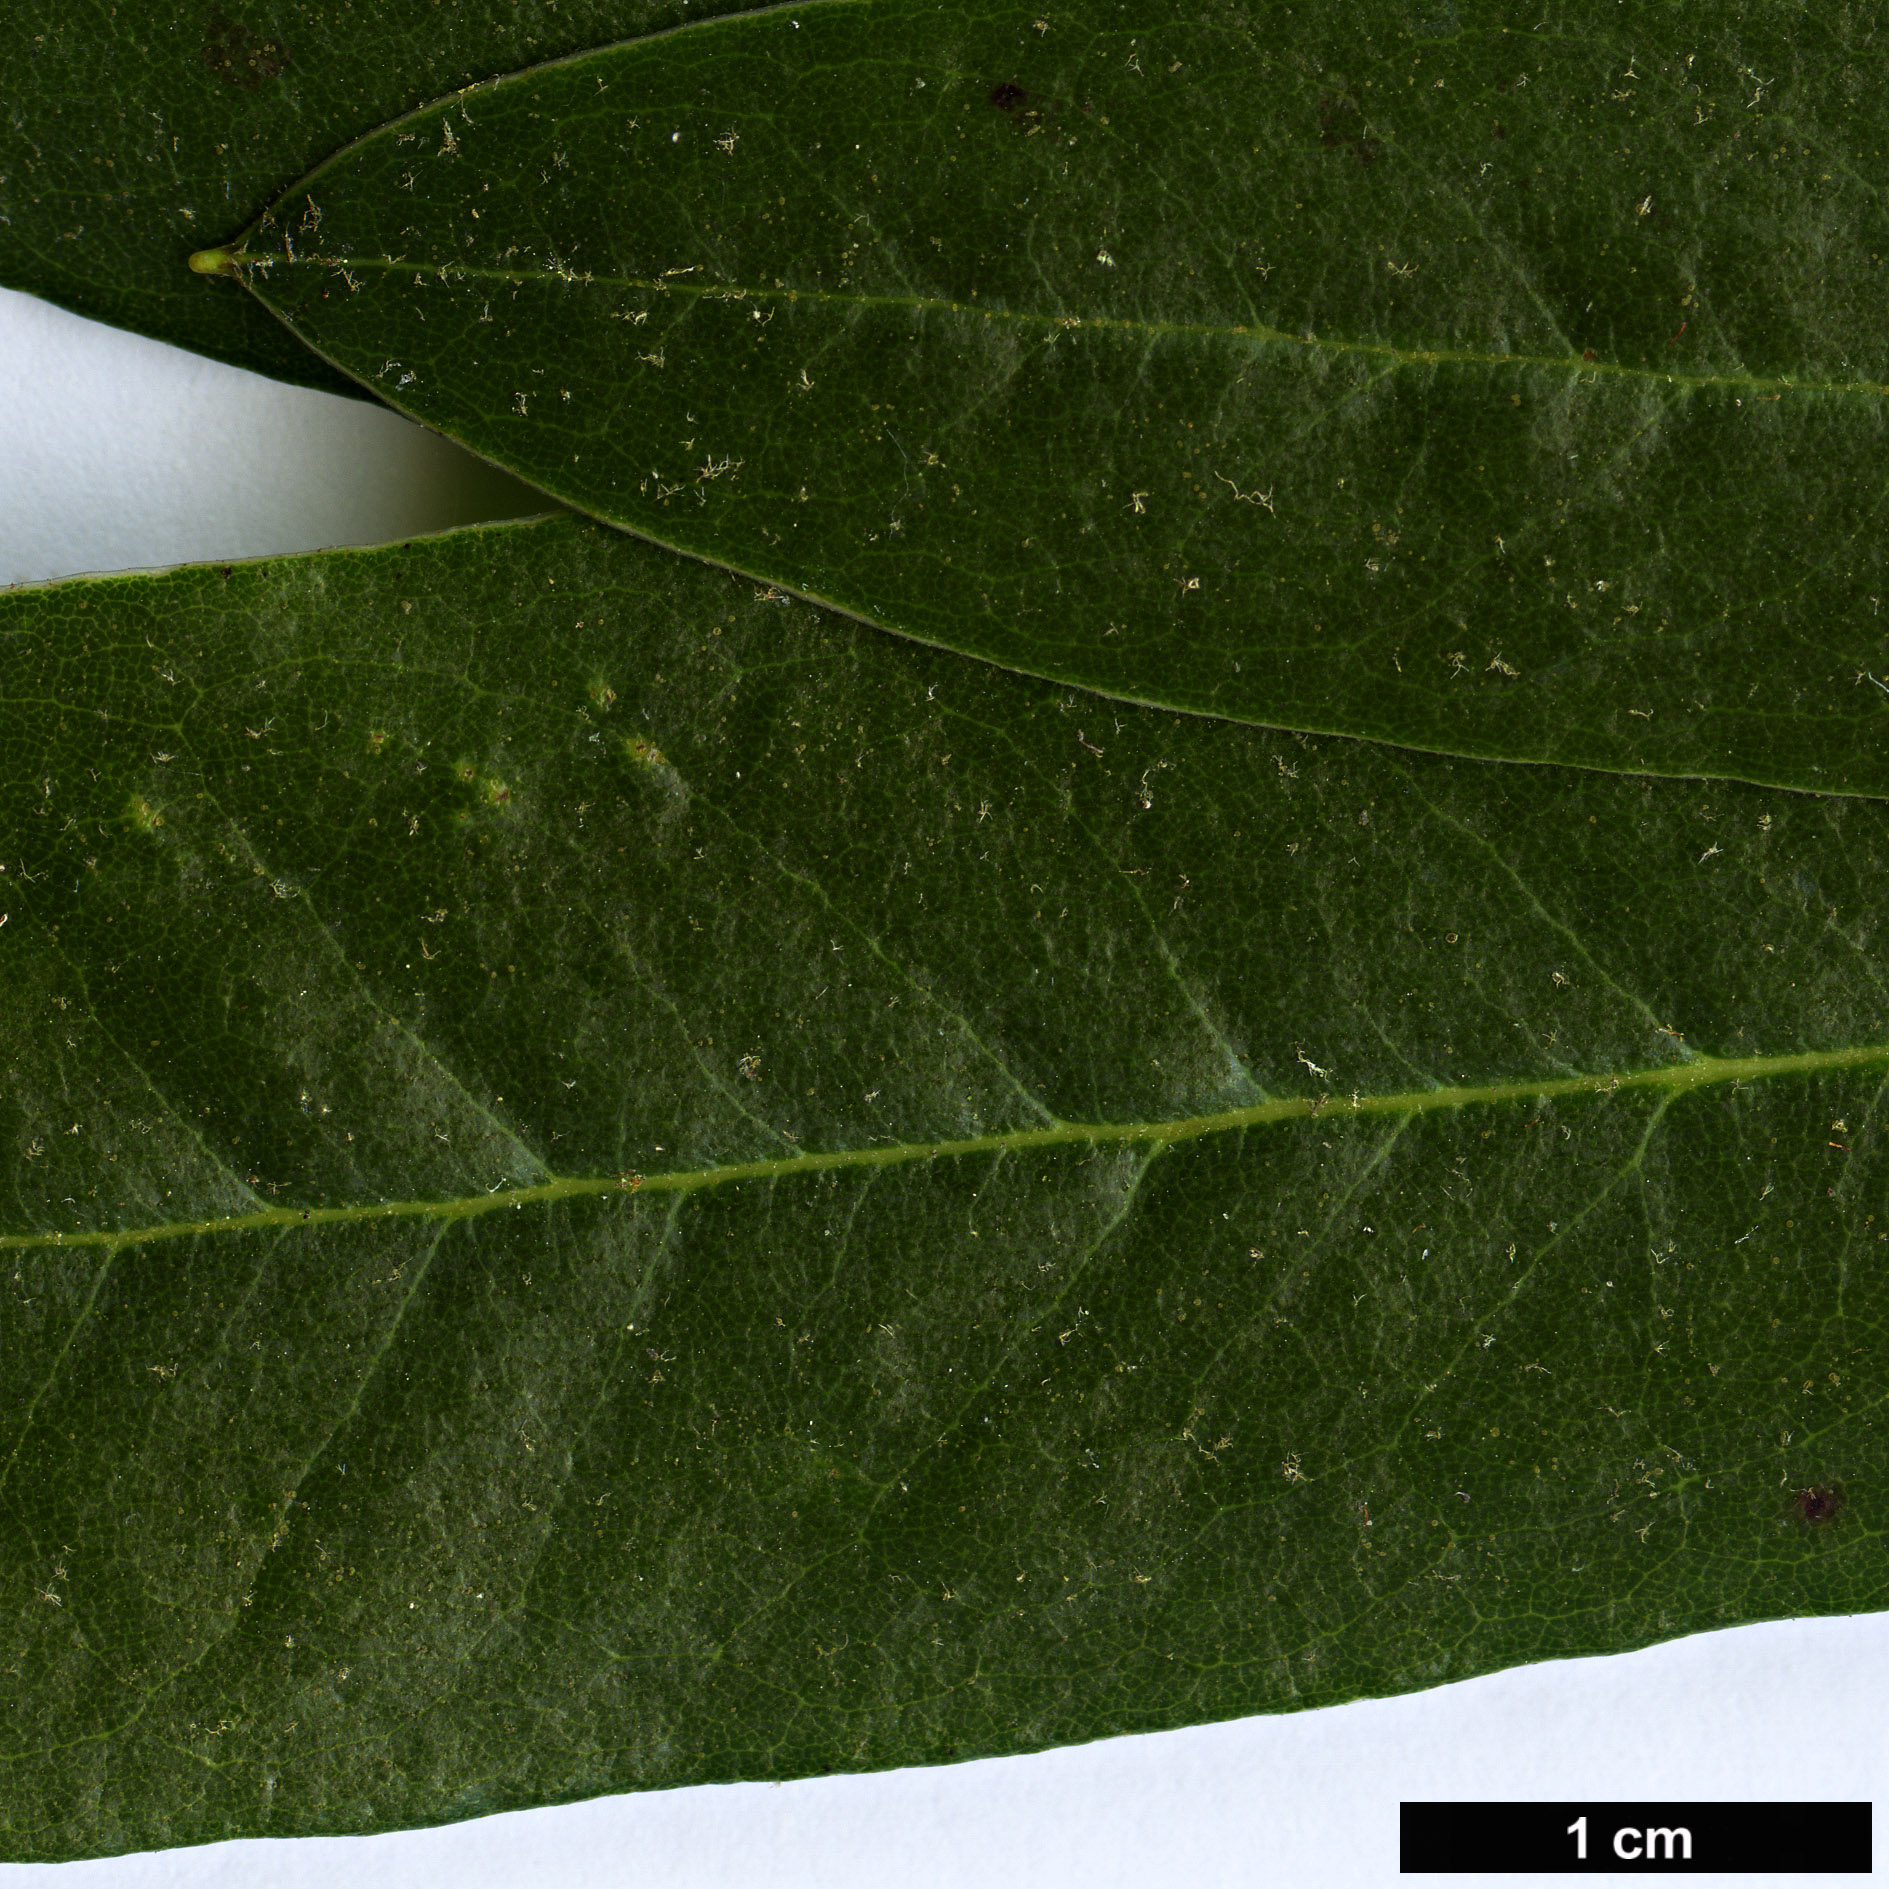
[2,514,1883,1859]
[0,0,759,394]
[209,0,1889,789]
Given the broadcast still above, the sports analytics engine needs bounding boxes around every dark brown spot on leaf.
[1794,1484,1843,1526]
[989,82,1028,111]
[201,16,291,92]
[1317,93,1361,145]
[1317,93,1380,166]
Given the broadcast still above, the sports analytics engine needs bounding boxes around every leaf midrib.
[243,251,1889,403]
[8,1042,1882,1255]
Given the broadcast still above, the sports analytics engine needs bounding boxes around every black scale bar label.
[1401,1802,1872,1874]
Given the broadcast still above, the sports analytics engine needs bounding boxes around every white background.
[1,283,1880,1885]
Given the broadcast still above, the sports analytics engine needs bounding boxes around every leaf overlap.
[212,0,1889,786]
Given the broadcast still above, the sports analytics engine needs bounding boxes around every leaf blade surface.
[1,515,1885,1858]
[219,0,1889,789]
